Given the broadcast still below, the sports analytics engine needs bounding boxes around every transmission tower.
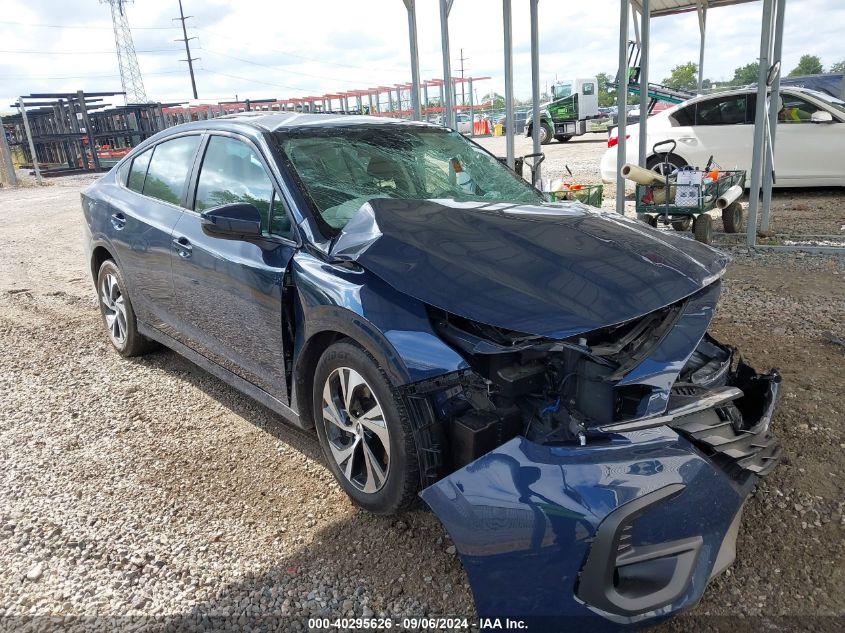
[101,0,148,103]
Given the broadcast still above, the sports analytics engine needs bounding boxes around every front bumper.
[421,369,781,630]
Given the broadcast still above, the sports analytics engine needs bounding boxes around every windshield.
[801,89,845,115]
[552,82,573,99]
[276,125,543,232]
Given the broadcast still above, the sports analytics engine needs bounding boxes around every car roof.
[200,111,438,133]
[681,85,814,105]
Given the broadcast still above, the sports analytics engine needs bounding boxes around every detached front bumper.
[421,369,781,631]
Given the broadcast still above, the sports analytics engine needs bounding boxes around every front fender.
[291,251,469,390]
[421,428,749,630]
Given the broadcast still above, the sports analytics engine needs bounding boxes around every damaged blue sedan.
[81,113,781,628]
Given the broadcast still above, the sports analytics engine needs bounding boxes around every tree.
[481,92,504,109]
[830,60,845,74]
[595,72,616,107]
[663,62,699,92]
[789,54,824,76]
[729,62,759,86]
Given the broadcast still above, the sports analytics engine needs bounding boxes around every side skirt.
[138,322,309,430]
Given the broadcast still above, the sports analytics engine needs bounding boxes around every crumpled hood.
[329,198,729,339]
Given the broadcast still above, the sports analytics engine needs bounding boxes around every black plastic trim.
[577,483,703,617]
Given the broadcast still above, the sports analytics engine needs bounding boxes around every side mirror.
[200,202,262,238]
[811,110,834,124]
[766,61,781,87]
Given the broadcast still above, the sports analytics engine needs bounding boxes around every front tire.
[555,134,573,142]
[96,259,156,357]
[313,341,419,514]
[540,122,554,145]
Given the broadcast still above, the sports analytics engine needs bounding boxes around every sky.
[1,0,843,112]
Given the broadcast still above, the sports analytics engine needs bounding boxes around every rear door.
[110,134,202,331]
[169,132,297,402]
[688,93,753,171]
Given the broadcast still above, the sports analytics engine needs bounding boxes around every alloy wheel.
[321,367,390,494]
[100,273,128,347]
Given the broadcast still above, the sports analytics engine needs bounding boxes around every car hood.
[328,198,729,339]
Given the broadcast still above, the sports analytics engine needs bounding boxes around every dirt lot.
[0,165,843,631]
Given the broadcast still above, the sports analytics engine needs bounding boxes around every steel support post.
[468,78,475,136]
[615,1,630,214]
[77,91,101,171]
[0,113,18,187]
[503,0,515,169]
[423,85,429,120]
[439,0,456,129]
[638,0,650,167]
[403,0,422,120]
[746,0,774,246]
[761,0,785,232]
[529,0,541,183]
[17,99,43,184]
[697,1,707,91]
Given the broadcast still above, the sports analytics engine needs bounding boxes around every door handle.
[172,236,193,258]
[677,137,697,145]
[110,212,126,230]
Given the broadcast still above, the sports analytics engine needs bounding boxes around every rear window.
[126,148,152,193]
[695,95,748,125]
[142,135,202,206]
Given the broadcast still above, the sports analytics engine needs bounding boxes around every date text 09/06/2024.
[308,617,527,630]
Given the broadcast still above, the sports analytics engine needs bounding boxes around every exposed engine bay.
[402,283,781,486]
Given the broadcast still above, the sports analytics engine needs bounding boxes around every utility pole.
[457,48,468,106]
[175,0,199,99]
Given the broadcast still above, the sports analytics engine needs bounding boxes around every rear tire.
[640,214,658,228]
[647,153,687,176]
[555,134,573,143]
[96,259,157,357]
[693,214,713,244]
[722,202,745,233]
[312,340,419,514]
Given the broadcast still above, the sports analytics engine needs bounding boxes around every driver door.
[169,133,297,402]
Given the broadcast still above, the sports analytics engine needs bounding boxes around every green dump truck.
[524,77,600,144]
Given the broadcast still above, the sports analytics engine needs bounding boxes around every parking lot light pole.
[503,0,515,170]
[439,0,456,129]
[529,0,541,183]
[615,0,629,214]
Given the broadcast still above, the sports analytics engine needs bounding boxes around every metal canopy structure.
[617,0,843,253]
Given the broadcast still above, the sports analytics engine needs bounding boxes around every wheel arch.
[90,244,116,283]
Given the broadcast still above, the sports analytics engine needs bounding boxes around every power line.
[0,70,185,81]
[194,27,438,76]
[197,48,383,85]
[0,20,178,30]
[200,68,317,94]
[0,48,181,55]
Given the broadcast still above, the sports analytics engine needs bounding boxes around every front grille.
[671,406,782,477]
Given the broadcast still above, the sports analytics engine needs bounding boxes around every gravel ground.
[0,166,843,632]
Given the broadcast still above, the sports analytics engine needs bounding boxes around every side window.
[670,105,695,127]
[582,82,595,96]
[779,94,822,123]
[695,95,748,126]
[194,136,289,236]
[126,147,152,193]
[142,135,202,205]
